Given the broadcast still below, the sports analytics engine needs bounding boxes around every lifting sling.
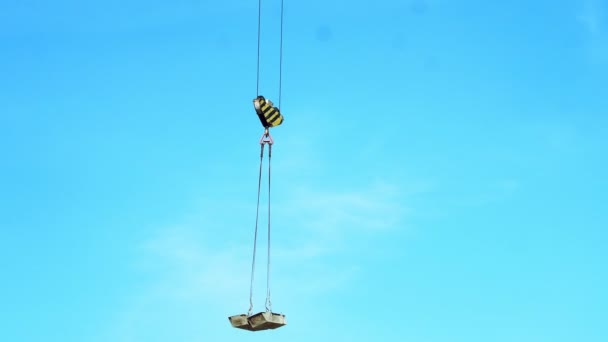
[228,130,285,331]
[249,128,274,316]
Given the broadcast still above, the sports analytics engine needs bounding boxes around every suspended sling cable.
[249,132,272,316]
[265,142,272,312]
[248,143,265,317]
[231,130,284,331]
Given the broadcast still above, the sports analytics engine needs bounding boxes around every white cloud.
[579,0,603,34]
[97,176,409,341]
[577,0,608,64]
[446,178,523,209]
[136,225,250,304]
[97,101,421,340]
[279,182,407,235]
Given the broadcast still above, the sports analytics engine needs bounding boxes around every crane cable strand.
[278,0,284,109]
[248,144,265,316]
[256,0,284,107]
[256,0,262,96]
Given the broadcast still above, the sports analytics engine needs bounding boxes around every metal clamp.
[259,128,274,145]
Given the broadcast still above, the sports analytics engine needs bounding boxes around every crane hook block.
[254,96,284,128]
[229,312,287,331]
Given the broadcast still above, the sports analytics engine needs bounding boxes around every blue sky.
[1,0,607,341]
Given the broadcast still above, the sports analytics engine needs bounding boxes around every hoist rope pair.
[248,130,274,316]
[256,0,285,109]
